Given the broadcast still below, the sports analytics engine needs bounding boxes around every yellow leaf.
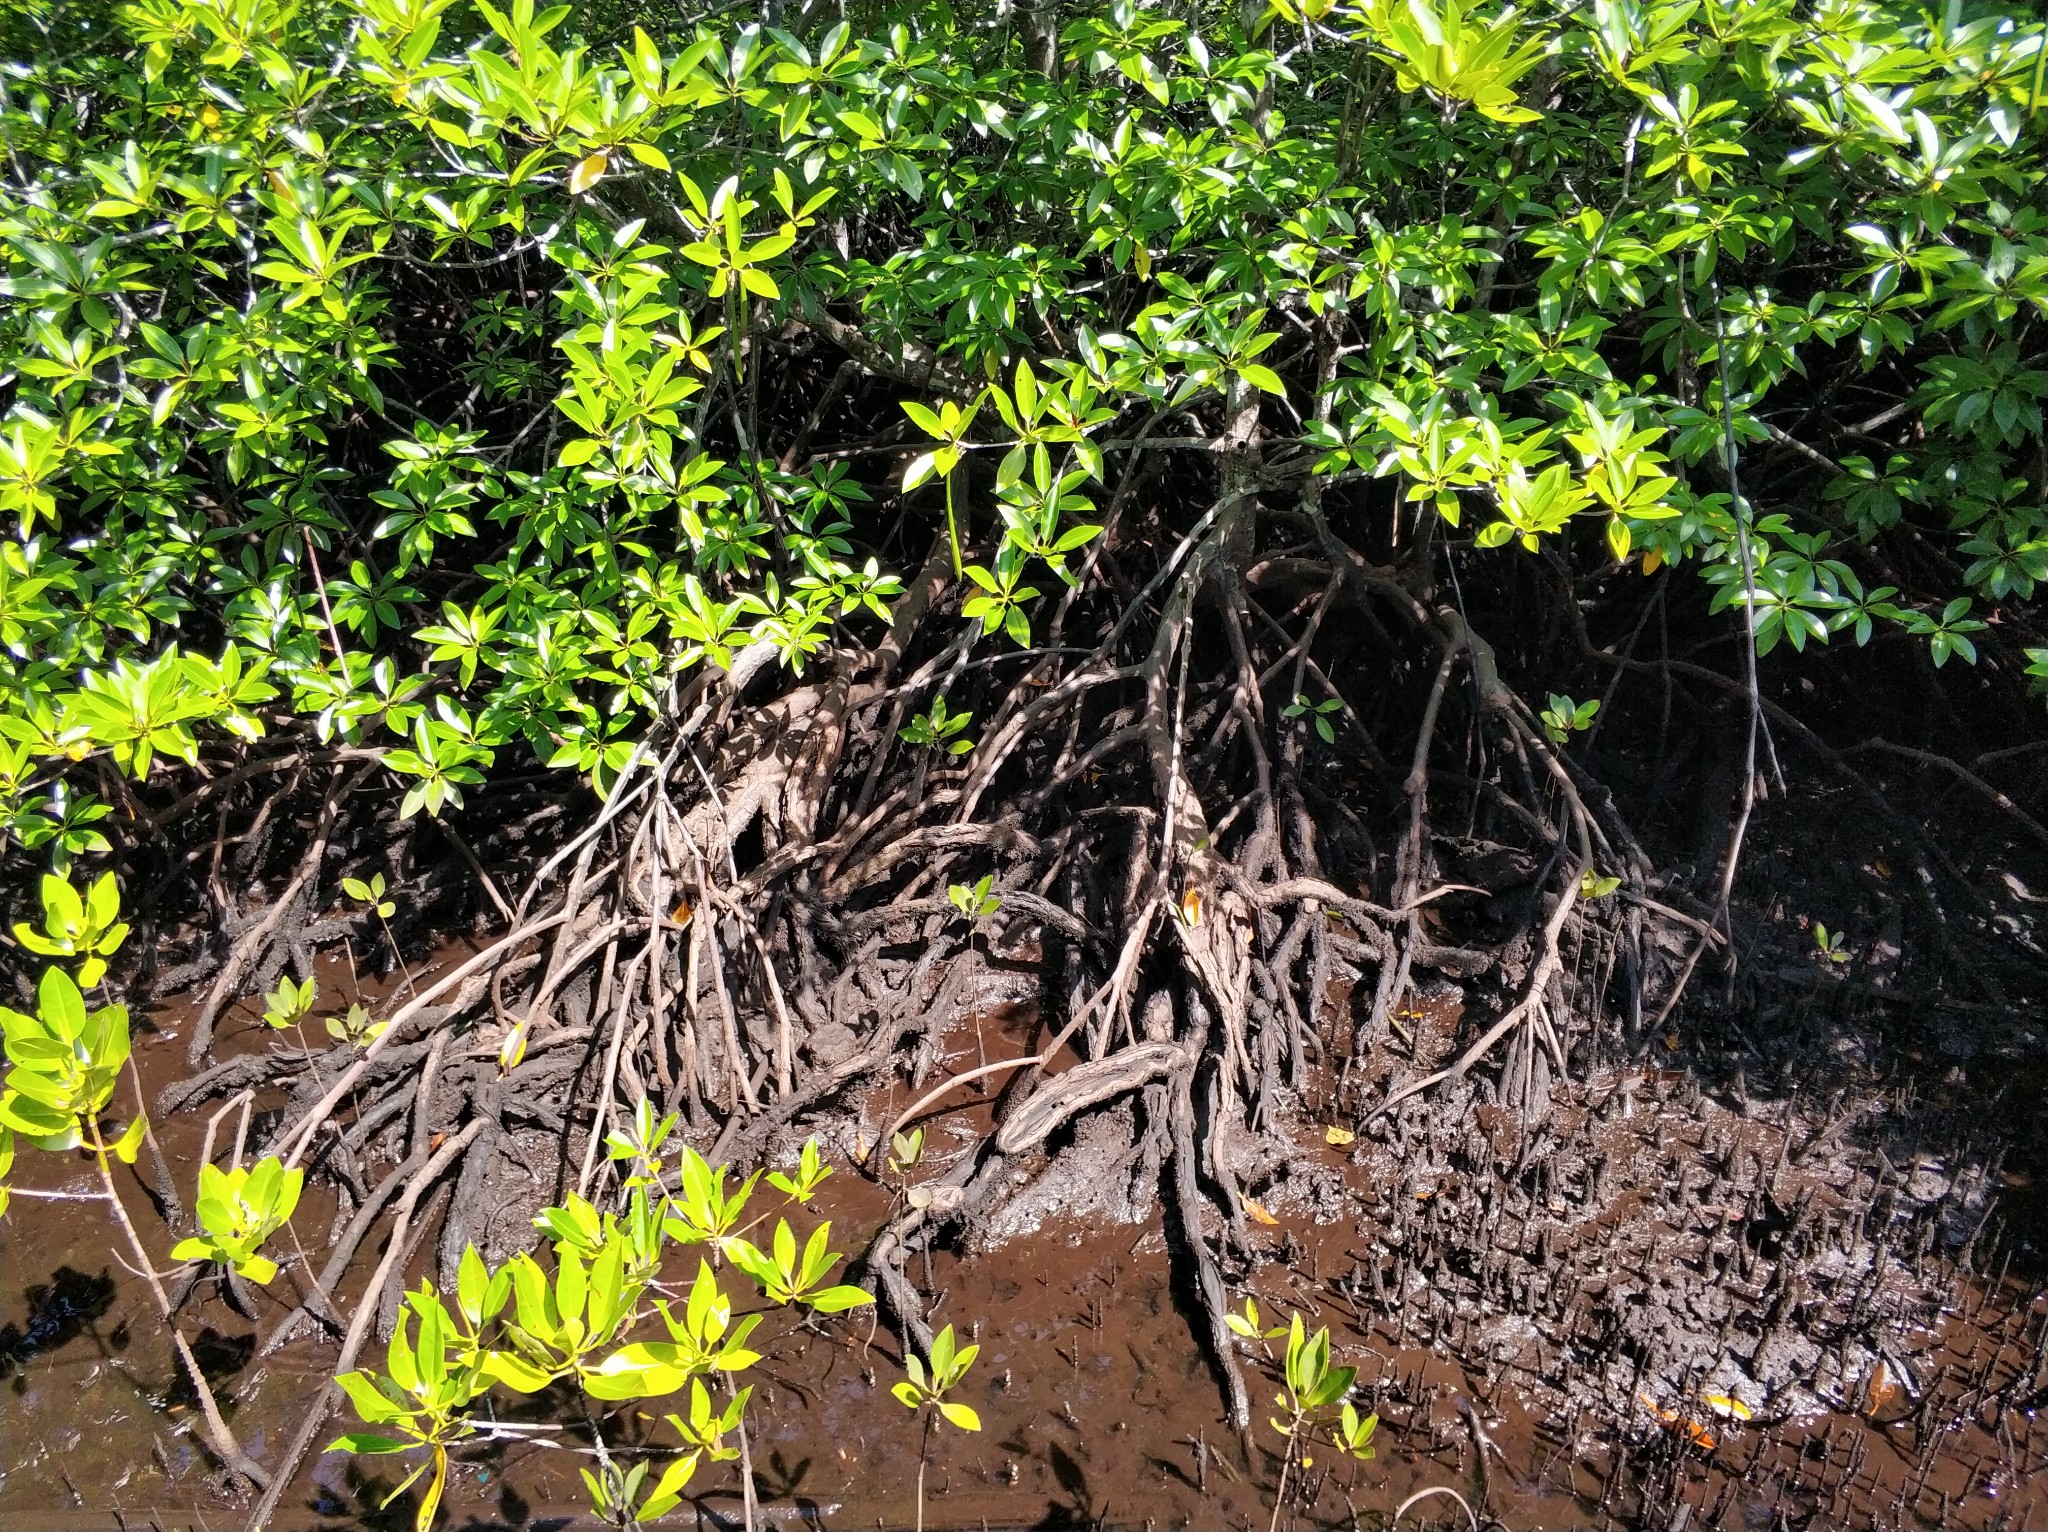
[1324,1126,1356,1147]
[112,1116,147,1165]
[1642,548,1664,575]
[1245,1197,1279,1226]
[1700,1393,1752,1421]
[568,153,609,195]
[1179,887,1202,927]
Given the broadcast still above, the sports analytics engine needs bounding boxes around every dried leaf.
[1637,1393,1715,1449]
[1179,887,1202,927]
[1244,1197,1279,1226]
[1324,1126,1356,1147]
[1700,1393,1751,1421]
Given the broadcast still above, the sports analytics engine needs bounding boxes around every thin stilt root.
[129,417,1709,1520]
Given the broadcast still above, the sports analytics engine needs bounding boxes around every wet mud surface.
[4,955,2048,1531]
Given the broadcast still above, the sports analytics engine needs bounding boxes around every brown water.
[3,969,2045,1530]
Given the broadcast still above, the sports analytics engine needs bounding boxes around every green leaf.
[110,1115,147,1164]
[1238,364,1286,396]
[805,1284,875,1313]
[327,1433,413,1455]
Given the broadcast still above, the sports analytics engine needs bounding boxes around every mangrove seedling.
[327,1001,388,1048]
[0,953,262,1482]
[172,1156,305,1283]
[727,1219,875,1313]
[1258,1313,1379,1532]
[344,870,416,995]
[12,871,128,987]
[893,1322,983,1532]
[331,1289,493,1532]
[768,1135,834,1202]
[900,696,975,755]
[1541,693,1600,744]
[604,1098,683,1189]
[888,1125,925,1175]
[262,973,318,1052]
[901,396,984,576]
[1225,1295,1289,1351]
[947,874,1001,922]
[1282,693,1342,743]
[660,1146,761,1260]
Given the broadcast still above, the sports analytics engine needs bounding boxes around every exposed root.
[113,404,1730,1484]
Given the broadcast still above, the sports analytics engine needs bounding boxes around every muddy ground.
[5,874,2048,1532]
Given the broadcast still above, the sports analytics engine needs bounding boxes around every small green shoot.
[1282,693,1342,743]
[768,1135,833,1202]
[1579,868,1622,899]
[726,1219,875,1313]
[604,1099,682,1188]
[901,396,984,576]
[1259,1312,1378,1531]
[581,1455,697,1532]
[660,1147,761,1258]
[892,1320,982,1532]
[1225,1294,1288,1347]
[665,1377,746,1463]
[888,1125,925,1174]
[327,1001,388,1048]
[343,871,417,996]
[1813,922,1851,964]
[12,871,129,987]
[1541,693,1600,744]
[900,696,975,755]
[947,874,1000,921]
[0,967,133,1153]
[342,871,397,918]
[172,1156,305,1283]
[263,975,317,1031]
[329,1289,491,1532]
[893,1323,981,1430]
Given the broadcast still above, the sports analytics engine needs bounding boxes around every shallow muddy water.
[3,958,2046,1530]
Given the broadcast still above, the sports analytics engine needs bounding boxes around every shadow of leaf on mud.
[0,1265,118,1383]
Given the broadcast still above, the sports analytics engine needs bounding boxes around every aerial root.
[136,519,1707,1474]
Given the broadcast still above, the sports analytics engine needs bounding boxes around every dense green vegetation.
[2,0,2046,1524]
[0,0,2041,852]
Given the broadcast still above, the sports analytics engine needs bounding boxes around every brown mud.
[4,945,2048,1532]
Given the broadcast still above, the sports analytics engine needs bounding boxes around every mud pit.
[4,939,2048,1532]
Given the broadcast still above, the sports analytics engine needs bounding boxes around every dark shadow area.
[0,1265,118,1381]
